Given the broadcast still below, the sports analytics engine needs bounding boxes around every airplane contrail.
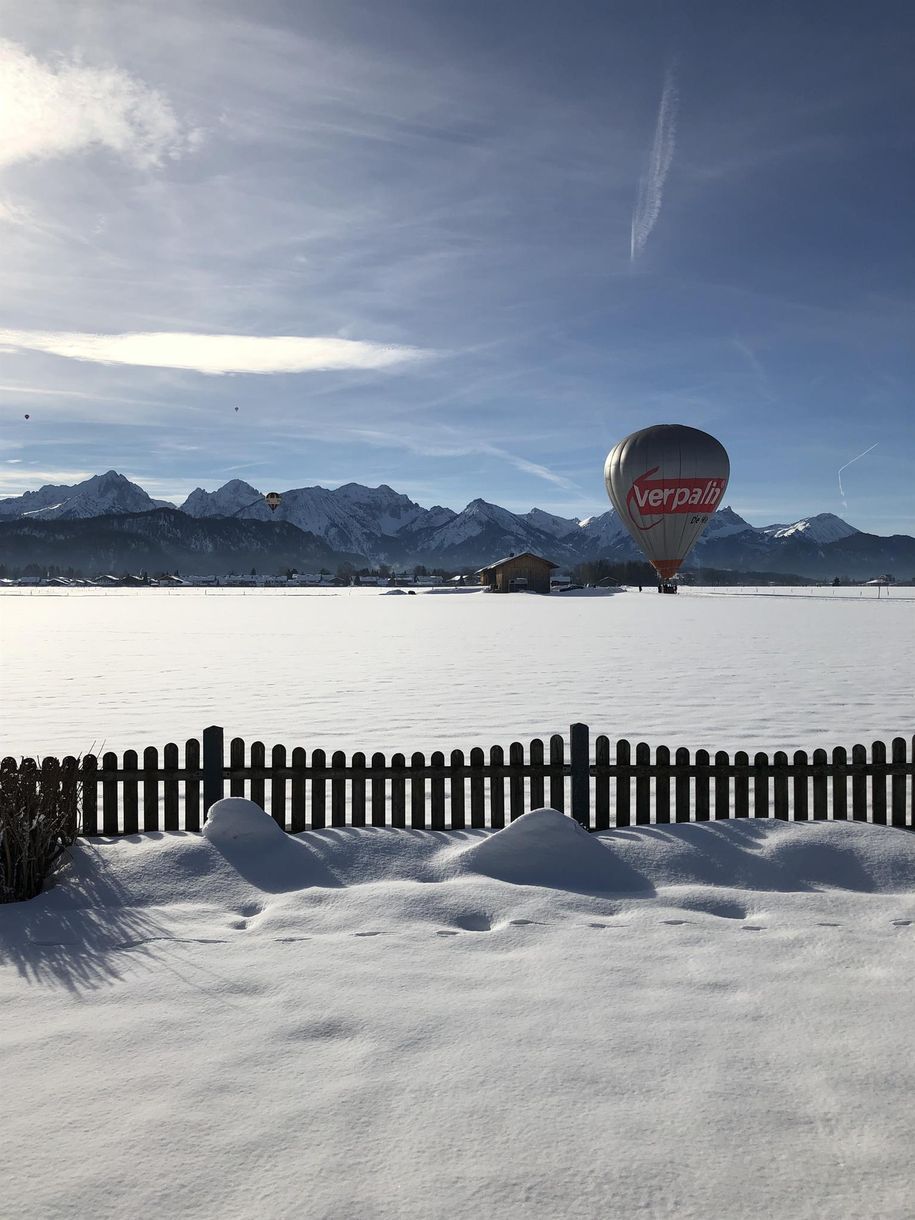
[838,442,878,502]
[630,65,679,261]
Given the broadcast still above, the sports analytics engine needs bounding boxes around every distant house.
[477,552,558,594]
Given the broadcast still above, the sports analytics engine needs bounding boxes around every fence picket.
[291,747,307,832]
[811,749,828,820]
[123,749,139,835]
[430,751,445,829]
[793,751,808,821]
[411,752,426,829]
[655,746,670,823]
[143,746,158,831]
[102,750,119,835]
[891,738,907,828]
[832,747,848,819]
[772,751,789,819]
[714,750,730,819]
[594,736,611,831]
[185,739,201,832]
[529,739,545,810]
[83,754,98,835]
[734,751,749,818]
[635,743,651,824]
[871,741,887,825]
[490,746,505,829]
[332,750,347,827]
[272,745,287,828]
[675,747,690,821]
[695,750,710,821]
[352,752,367,827]
[509,743,524,821]
[163,744,180,830]
[851,744,867,820]
[250,742,266,811]
[371,752,386,827]
[391,753,406,828]
[311,748,327,829]
[549,736,564,812]
[616,739,631,827]
[230,738,245,798]
[450,750,465,829]
[753,752,768,819]
[469,748,486,827]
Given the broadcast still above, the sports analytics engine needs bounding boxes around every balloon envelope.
[604,424,730,579]
[265,492,281,512]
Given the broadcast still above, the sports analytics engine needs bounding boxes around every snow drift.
[4,814,915,1220]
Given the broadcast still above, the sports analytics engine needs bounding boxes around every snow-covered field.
[3,589,914,1218]
[1,586,912,759]
[4,804,915,1219]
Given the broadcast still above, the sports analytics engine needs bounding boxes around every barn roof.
[476,551,559,574]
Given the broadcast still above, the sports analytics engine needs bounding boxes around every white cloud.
[0,330,429,375]
[630,65,679,261]
[0,468,94,493]
[0,39,195,170]
[0,197,32,225]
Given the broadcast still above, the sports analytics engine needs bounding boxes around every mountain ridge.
[0,471,908,580]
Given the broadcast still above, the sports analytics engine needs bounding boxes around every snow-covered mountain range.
[1,470,909,580]
[0,471,171,522]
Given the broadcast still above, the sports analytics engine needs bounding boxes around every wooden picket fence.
[4,725,913,835]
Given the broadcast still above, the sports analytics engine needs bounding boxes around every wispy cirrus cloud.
[630,65,678,261]
[0,38,196,170]
[0,330,429,375]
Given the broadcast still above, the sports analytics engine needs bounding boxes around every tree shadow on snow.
[0,842,170,993]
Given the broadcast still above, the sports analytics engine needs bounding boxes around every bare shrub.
[0,756,80,903]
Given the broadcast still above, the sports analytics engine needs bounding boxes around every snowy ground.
[4,804,915,1219]
[1,586,912,759]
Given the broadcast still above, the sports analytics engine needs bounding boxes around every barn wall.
[489,556,553,594]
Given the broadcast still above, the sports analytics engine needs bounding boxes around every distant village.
[0,553,581,591]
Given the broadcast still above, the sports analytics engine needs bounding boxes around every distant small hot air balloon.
[604,424,730,580]
[24,413,30,420]
[234,406,239,413]
[265,492,281,512]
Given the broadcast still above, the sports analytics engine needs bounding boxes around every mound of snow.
[203,798,340,893]
[453,808,650,894]
[204,797,286,845]
[598,819,915,894]
[380,588,409,595]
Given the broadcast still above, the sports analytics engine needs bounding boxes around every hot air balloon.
[24,414,30,420]
[604,424,729,581]
[265,491,281,512]
[234,406,239,413]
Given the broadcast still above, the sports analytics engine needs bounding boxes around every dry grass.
[0,756,80,903]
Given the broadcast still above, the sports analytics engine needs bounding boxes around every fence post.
[202,725,225,819]
[570,722,590,829]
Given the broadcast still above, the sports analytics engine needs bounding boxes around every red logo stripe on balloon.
[626,467,726,530]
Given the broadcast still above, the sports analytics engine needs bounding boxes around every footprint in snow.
[891,920,912,927]
[435,930,459,937]
[662,920,691,926]
[741,926,764,932]
[353,931,386,937]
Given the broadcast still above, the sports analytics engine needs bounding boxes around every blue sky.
[0,0,913,532]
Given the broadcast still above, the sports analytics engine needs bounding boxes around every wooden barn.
[477,552,558,594]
